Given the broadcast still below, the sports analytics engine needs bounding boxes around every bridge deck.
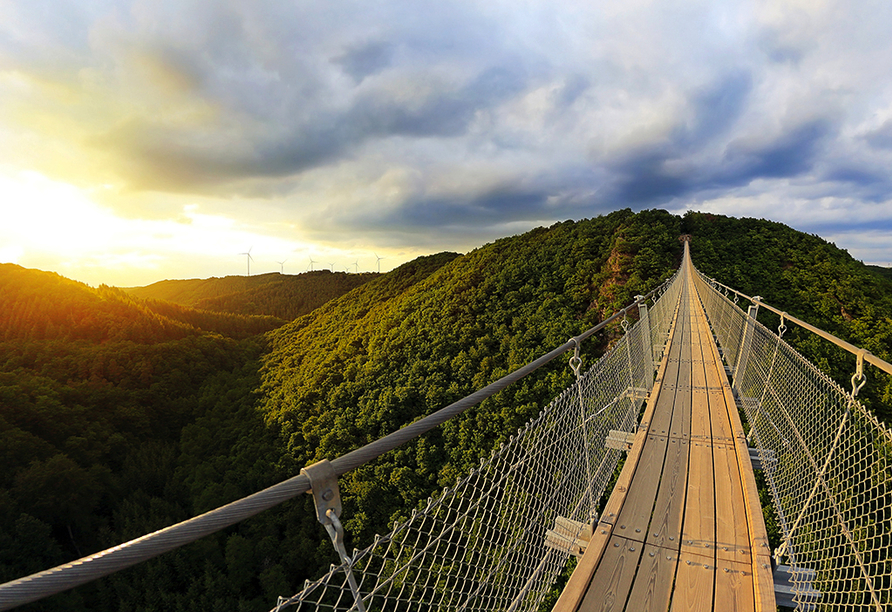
[555,248,774,612]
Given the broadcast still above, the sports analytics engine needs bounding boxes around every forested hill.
[125,270,377,320]
[0,264,284,342]
[0,265,290,611]
[683,212,892,421]
[4,209,892,611]
[868,264,892,283]
[259,210,683,543]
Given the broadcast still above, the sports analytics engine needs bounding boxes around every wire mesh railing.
[272,272,684,612]
[692,268,892,612]
[0,273,680,611]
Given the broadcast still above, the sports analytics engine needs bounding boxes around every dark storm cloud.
[363,110,841,238]
[611,159,690,204]
[349,67,529,138]
[589,77,832,208]
[825,167,885,187]
[716,119,833,183]
[98,58,530,192]
[684,71,753,146]
[5,0,892,266]
[371,185,555,232]
[334,41,394,83]
[822,167,891,203]
[864,120,892,150]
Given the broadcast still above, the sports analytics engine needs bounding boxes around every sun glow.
[0,171,262,285]
[0,169,393,286]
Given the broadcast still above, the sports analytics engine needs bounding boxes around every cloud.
[3,0,892,277]
[718,119,833,183]
[334,41,394,83]
[864,120,892,150]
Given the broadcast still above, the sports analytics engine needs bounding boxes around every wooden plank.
[670,550,715,612]
[649,291,694,552]
[624,544,678,612]
[668,340,692,440]
[706,389,733,441]
[553,522,614,611]
[649,313,684,436]
[681,301,716,559]
[680,441,715,556]
[694,276,776,612]
[713,556,756,612]
[577,535,643,611]
[647,434,689,550]
[649,359,681,434]
[618,292,697,547]
[712,440,751,563]
[697,304,751,565]
[613,433,670,539]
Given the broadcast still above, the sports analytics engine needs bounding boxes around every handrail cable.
[0,277,673,611]
[701,276,892,379]
[693,267,892,612]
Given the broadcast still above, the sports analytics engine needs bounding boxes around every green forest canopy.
[1,209,890,611]
[125,270,377,321]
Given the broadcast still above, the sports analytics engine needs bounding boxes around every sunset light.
[0,169,391,286]
[1,0,891,287]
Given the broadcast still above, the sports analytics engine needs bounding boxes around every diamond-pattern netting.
[693,269,892,612]
[272,275,684,612]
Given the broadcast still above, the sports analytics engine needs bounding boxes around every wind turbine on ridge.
[239,247,254,276]
[307,256,317,272]
[277,259,287,274]
[353,260,359,273]
[375,253,384,273]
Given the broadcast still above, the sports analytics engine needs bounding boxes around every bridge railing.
[272,271,685,612]
[692,268,892,612]
[0,269,683,611]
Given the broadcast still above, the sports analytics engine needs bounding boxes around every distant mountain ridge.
[0,263,283,342]
[124,270,378,320]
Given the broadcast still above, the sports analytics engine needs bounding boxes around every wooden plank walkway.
[555,243,774,612]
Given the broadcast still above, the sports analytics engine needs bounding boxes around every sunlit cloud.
[2,0,892,284]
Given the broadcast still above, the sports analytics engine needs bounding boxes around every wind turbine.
[277,259,287,274]
[239,247,254,276]
[353,260,359,273]
[375,253,384,273]
[307,256,317,272]
[329,262,336,272]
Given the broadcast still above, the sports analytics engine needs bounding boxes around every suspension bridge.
[1,240,890,611]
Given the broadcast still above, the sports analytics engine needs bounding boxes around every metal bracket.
[302,459,342,526]
[544,516,594,558]
[301,460,367,612]
[605,430,636,451]
[851,349,867,397]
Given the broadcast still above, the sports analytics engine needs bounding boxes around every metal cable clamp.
[301,460,367,612]
[851,349,867,398]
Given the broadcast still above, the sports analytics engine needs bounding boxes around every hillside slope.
[867,264,892,283]
[5,209,892,611]
[126,270,376,320]
[0,265,288,611]
[0,264,283,342]
[260,210,683,544]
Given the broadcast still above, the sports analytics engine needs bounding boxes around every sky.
[2,0,892,287]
